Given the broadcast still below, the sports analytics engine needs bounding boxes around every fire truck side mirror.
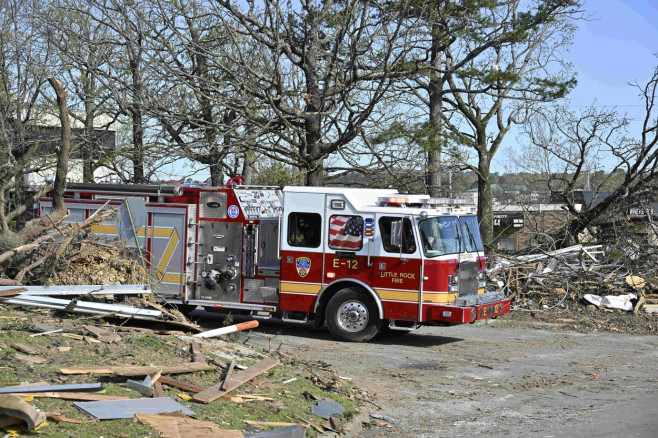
[390,220,402,247]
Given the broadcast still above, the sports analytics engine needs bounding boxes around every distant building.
[15,110,121,187]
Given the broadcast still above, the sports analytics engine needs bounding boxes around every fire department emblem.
[296,257,311,277]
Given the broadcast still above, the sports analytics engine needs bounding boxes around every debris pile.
[0,294,359,437]
[489,244,658,316]
[50,242,149,285]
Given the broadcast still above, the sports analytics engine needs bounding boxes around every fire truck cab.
[40,183,510,342]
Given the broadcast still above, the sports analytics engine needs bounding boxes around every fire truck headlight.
[478,270,488,288]
[448,274,459,293]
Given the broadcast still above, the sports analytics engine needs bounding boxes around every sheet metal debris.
[0,294,162,318]
[74,397,195,420]
[249,425,306,438]
[311,400,344,420]
[0,284,150,296]
[0,383,102,395]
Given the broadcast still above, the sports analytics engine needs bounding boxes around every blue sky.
[496,0,658,173]
[569,0,658,112]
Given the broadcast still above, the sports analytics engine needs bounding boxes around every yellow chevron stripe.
[279,282,323,294]
[161,273,182,283]
[375,289,457,304]
[90,223,181,283]
[156,229,179,281]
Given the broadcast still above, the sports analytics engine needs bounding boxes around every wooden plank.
[190,341,207,364]
[158,376,203,394]
[193,357,280,404]
[9,392,129,401]
[153,382,164,398]
[221,358,237,391]
[136,413,244,438]
[0,287,27,297]
[15,354,48,364]
[85,325,121,343]
[59,362,214,376]
[11,343,40,355]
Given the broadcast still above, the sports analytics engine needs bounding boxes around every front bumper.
[425,291,510,324]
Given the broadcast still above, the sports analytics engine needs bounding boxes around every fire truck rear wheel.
[326,288,381,342]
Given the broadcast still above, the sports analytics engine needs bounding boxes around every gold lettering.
[333,259,339,268]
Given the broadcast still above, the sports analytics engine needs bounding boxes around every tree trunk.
[83,79,96,183]
[132,106,145,183]
[48,77,71,214]
[209,157,224,187]
[241,150,255,185]
[476,151,494,252]
[426,33,444,197]
[305,161,323,186]
[130,36,145,184]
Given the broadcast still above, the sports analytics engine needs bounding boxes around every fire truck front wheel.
[326,288,382,342]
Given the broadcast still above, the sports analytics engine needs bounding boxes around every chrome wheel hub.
[337,300,368,333]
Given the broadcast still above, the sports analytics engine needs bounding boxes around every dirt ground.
[227,311,658,438]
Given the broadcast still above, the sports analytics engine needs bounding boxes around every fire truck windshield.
[419,216,484,257]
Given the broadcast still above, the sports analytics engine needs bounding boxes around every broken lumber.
[15,354,48,364]
[59,362,214,376]
[136,412,244,438]
[0,287,27,297]
[11,343,40,355]
[153,381,164,398]
[157,376,204,394]
[85,325,121,343]
[193,357,279,404]
[190,341,207,364]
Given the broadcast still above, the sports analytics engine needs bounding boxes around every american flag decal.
[329,215,363,250]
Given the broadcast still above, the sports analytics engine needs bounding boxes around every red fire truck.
[40,182,510,342]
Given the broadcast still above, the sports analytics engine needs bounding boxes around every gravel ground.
[226,314,658,438]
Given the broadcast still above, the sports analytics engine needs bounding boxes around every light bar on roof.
[378,194,430,206]
[423,197,473,206]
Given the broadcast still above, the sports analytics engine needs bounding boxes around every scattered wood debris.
[490,244,658,315]
[193,357,280,404]
[136,412,244,438]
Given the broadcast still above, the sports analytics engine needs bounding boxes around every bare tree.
[521,66,658,246]
[46,0,121,182]
[192,0,412,186]
[0,0,56,235]
[145,0,251,186]
[438,1,581,250]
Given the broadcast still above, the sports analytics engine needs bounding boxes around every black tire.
[326,287,382,342]
[174,304,199,315]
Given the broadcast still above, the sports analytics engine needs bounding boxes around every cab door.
[372,216,423,321]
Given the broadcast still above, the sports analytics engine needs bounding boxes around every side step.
[281,310,308,324]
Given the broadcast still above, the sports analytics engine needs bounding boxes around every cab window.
[379,217,416,254]
[287,212,321,248]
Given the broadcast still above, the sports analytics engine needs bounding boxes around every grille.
[458,261,479,296]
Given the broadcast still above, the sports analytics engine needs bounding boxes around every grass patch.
[0,307,362,437]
